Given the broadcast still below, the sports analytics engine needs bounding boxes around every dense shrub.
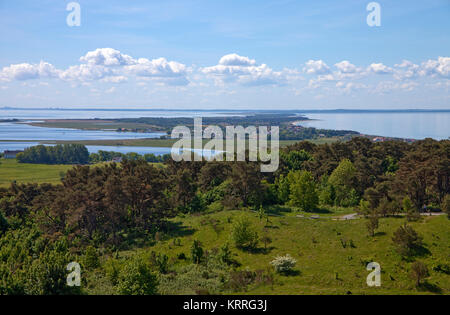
[116,258,158,295]
[270,254,297,274]
[230,217,259,250]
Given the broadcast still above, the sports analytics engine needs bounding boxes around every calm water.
[0,108,243,120]
[298,112,449,140]
[0,142,220,157]
[0,122,165,141]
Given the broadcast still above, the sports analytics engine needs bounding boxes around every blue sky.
[0,0,449,109]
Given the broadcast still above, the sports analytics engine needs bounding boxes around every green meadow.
[87,209,449,295]
[0,159,72,187]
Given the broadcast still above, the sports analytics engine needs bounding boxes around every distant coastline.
[1,107,450,113]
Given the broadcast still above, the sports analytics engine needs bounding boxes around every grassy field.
[0,159,72,187]
[105,210,449,295]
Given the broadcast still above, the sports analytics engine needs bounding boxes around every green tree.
[366,214,379,237]
[287,170,318,211]
[403,196,420,222]
[82,246,100,270]
[276,174,290,204]
[191,240,204,264]
[410,261,429,287]
[442,194,450,219]
[231,217,259,250]
[117,258,158,295]
[329,159,358,206]
[392,224,423,257]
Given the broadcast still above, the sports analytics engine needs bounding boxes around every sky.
[0,0,449,110]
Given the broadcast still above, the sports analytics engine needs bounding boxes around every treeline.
[89,150,171,163]
[15,144,171,165]
[17,144,89,164]
[279,126,358,140]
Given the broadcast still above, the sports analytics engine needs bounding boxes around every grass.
[0,159,72,187]
[108,210,449,295]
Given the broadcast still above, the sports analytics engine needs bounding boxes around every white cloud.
[303,60,330,75]
[218,53,256,67]
[0,61,59,81]
[334,60,358,74]
[125,57,187,78]
[420,57,450,78]
[393,60,420,80]
[202,53,295,86]
[80,48,135,66]
[367,63,393,74]
[59,64,113,81]
[102,76,128,83]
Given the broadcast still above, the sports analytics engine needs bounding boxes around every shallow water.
[298,112,450,140]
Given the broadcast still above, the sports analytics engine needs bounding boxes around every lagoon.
[297,112,449,140]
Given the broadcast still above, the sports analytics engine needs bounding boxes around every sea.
[0,108,448,155]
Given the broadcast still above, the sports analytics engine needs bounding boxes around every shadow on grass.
[418,281,442,294]
[250,246,276,255]
[374,231,386,237]
[280,269,301,277]
[311,207,332,214]
[163,221,196,238]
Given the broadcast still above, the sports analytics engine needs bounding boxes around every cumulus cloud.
[367,63,393,74]
[334,60,359,74]
[420,57,450,78]
[0,48,189,86]
[303,60,330,75]
[79,48,135,66]
[125,57,187,78]
[393,60,420,80]
[0,61,59,81]
[201,53,295,86]
[218,53,256,67]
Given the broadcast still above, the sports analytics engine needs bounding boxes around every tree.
[82,246,100,270]
[442,194,450,219]
[117,259,158,295]
[403,196,420,222]
[191,240,204,264]
[358,199,371,216]
[261,234,272,249]
[270,254,297,274]
[366,214,379,237]
[392,224,423,257]
[25,249,80,295]
[329,159,359,206]
[410,261,429,287]
[276,174,290,204]
[231,217,258,250]
[287,170,318,211]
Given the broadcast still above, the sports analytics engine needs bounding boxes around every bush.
[82,246,100,270]
[270,254,297,274]
[410,261,429,287]
[116,259,158,295]
[230,217,258,251]
[191,240,204,264]
[158,257,230,295]
[392,224,423,257]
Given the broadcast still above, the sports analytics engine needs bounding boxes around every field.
[0,159,72,187]
[87,209,449,295]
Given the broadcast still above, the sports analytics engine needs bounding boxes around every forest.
[0,137,449,294]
